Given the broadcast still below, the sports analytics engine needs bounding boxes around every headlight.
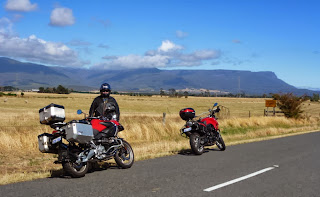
[186,121,193,127]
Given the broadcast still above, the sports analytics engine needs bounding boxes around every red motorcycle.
[38,103,134,178]
[179,103,226,155]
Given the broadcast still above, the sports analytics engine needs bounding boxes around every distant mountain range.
[0,57,318,95]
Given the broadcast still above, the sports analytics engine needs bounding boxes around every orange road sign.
[265,100,277,108]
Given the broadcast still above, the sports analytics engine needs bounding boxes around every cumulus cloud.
[0,33,87,67]
[5,0,37,12]
[158,40,183,52]
[94,54,170,69]
[95,40,221,69]
[49,7,75,27]
[176,30,188,38]
[0,17,14,35]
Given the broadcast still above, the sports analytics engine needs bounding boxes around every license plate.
[183,127,192,132]
[52,137,62,144]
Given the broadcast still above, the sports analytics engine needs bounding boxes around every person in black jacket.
[89,83,120,121]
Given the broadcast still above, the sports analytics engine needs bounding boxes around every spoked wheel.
[190,133,205,155]
[62,149,90,178]
[114,140,134,169]
[216,134,226,151]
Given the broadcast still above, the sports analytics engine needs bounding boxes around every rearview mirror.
[77,109,83,115]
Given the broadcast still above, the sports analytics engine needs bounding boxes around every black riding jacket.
[89,95,120,121]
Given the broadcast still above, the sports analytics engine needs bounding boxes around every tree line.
[38,85,71,94]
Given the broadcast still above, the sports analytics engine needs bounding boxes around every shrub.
[273,93,304,119]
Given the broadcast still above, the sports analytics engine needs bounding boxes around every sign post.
[265,100,277,116]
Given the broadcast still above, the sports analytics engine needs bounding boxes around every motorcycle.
[179,103,226,155]
[37,103,134,178]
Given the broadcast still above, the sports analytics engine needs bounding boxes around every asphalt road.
[1,131,320,197]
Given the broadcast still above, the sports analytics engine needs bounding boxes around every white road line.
[204,165,279,192]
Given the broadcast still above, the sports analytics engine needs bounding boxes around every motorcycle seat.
[99,121,114,128]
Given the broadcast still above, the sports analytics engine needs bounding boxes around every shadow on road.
[178,147,219,156]
[49,162,119,179]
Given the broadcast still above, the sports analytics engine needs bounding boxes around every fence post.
[163,112,166,125]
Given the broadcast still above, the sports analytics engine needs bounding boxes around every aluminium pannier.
[65,123,94,144]
[39,103,65,125]
[38,133,59,153]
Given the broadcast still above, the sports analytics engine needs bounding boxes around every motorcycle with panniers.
[38,103,134,178]
[180,103,226,155]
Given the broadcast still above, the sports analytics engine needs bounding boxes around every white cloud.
[192,50,221,60]
[94,54,170,69]
[96,40,221,69]
[5,0,37,12]
[158,40,183,52]
[0,17,13,35]
[176,30,188,38]
[49,7,75,27]
[0,33,87,67]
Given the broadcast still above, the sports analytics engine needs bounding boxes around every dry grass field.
[0,92,320,185]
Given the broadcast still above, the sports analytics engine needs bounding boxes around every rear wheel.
[216,134,226,151]
[190,133,204,155]
[62,161,89,178]
[62,149,90,178]
[115,140,134,169]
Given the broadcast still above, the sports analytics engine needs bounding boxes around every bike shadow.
[178,147,219,156]
[49,162,118,178]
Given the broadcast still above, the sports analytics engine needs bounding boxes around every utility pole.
[238,76,241,98]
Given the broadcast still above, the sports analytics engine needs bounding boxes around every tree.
[273,93,304,119]
[56,85,69,94]
[168,88,176,97]
[160,88,165,97]
[39,87,44,93]
[205,89,210,97]
[311,93,319,102]
[184,91,189,98]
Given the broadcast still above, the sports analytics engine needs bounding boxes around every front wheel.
[190,133,205,155]
[114,140,134,169]
[216,134,226,151]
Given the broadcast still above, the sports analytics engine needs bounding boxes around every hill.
[0,57,317,95]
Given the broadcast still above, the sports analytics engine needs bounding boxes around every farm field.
[0,92,320,185]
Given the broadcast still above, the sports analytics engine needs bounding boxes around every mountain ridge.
[0,57,318,95]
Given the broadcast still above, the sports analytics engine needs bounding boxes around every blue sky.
[0,0,319,89]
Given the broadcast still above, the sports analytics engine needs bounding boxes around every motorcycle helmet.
[100,83,111,97]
